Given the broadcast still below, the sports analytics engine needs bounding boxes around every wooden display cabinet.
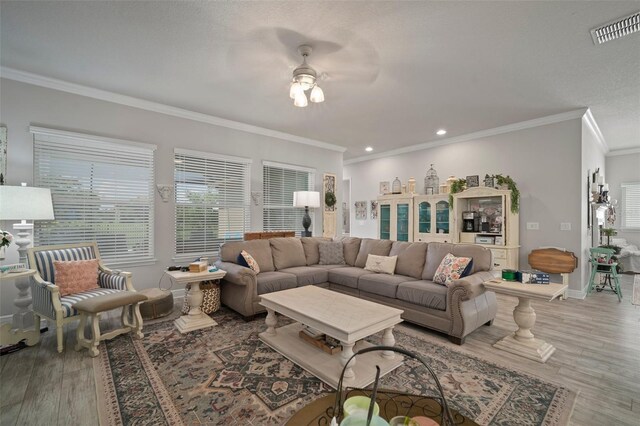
[377,194,414,242]
[413,194,452,243]
[452,187,520,270]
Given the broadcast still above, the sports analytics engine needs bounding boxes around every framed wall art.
[354,201,367,220]
[370,200,378,220]
[466,175,479,187]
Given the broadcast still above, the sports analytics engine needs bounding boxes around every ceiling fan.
[289,45,324,107]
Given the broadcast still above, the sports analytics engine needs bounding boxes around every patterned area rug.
[94,308,576,426]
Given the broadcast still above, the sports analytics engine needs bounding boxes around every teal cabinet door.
[419,202,431,234]
[380,204,391,240]
[436,200,450,234]
[397,203,409,241]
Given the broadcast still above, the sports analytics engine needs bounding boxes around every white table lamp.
[293,191,320,237]
[0,184,55,263]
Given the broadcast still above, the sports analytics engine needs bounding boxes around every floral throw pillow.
[237,250,260,273]
[433,253,472,286]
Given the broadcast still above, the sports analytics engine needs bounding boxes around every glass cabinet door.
[436,200,450,234]
[418,202,431,233]
[397,203,409,241]
[380,204,391,240]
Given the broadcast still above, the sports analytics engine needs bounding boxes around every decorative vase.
[0,246,5,261]
[392,177,402,194]
[408,177,416,194]
[424,164,439,195]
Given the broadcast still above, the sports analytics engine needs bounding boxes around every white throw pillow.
[364,254,398,275]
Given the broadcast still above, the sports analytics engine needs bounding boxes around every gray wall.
[0,78,343,316]
[580,117,606,289]
[344,119,586,293]
[606,152,640,246]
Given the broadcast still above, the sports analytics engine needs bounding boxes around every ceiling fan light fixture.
[310,85,324,103]
[294,91,308,107]
[289,82,303,99]
[289,45,325,107]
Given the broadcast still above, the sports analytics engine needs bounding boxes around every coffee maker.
[462,211,480,232]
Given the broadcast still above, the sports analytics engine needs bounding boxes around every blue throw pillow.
[237,253,250,268]
[461,259,474,277]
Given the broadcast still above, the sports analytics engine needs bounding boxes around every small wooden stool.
[74,292,148,357]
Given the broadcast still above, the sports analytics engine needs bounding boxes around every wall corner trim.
[583,108,609,154]
[606,146,640,157]
[0,66,347,154]
[344,108,589,165]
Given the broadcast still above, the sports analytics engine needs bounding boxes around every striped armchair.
[27,242,135,353]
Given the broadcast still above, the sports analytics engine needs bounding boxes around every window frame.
[262,160,316,236]
[173,148,252,261]
[31,126,157,267]
[620,181,640,230]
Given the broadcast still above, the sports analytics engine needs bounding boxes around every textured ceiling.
[1,1,639,158]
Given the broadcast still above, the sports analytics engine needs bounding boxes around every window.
[174,149,251,258]
[621,182,640,229]
[263,161,315,235]
[32,127,156,266]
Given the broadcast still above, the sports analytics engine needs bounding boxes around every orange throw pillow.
[53,259,100,296]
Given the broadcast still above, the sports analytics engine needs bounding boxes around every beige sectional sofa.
[215,237,497,344]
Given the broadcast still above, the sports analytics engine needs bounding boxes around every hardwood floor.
[0,274,638,425]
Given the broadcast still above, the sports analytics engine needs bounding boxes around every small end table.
[483,279,567,363]
[166,269,226,334]
[0,269,40,350]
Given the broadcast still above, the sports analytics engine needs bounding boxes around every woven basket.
[181,281,221,315]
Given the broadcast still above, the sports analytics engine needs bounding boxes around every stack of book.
[517,269,550,284]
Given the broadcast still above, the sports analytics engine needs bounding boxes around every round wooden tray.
[286,389,479,426]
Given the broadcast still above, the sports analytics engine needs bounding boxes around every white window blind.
[32,127,156,266]
[621,182,640,229]
[263,161,315,235]
[174,149,251,258]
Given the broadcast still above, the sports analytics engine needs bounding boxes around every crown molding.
[344,108,588,165]
[582,108,609,154]
[606,146,640,157]
[0,67,347,153]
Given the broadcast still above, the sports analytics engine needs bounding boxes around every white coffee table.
[166,269,226,334]
[259,286,404,389]
[483,279,568,363]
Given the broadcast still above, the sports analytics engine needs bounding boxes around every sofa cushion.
[319,241,346,265]
[238,250,260,273]
[220,240,275,273]
[278,266,329,286]
[270,237,307,270]
[328,266,375,289]
[310,264,348,270]
[301,237,332,265]
[390,242,428,279]
[364,254,397,275]
[256,271,297,295]
[355,239,393,268]
[396,280,448,311]
[452,244,492,274]
[358,274,418,298]
[336,237,362,266]
[422,242,455,280]
[433,253,472,286]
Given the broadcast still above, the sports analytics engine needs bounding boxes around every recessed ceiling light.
[365,146,373,152]
[436,129,447,136]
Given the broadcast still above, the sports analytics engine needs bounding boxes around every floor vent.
[591,11,640,45]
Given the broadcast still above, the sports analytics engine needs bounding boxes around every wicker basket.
[181,281,220,315]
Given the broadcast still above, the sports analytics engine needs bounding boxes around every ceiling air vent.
[590,11,640,45]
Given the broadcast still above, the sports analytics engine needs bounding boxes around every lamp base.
[301,230,312,237]
[302,206,312,237]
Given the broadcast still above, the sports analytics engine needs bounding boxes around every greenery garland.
[324,191,337,207]
[448,178,467,205]
[448,175,520,214]
[492,174,520,213]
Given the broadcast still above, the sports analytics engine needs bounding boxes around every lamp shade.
[0,185,55,221]
[293,191,320,208]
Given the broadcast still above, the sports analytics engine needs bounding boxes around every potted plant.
[0,229,13,260]
[448,178,467,205]
[600,227,617,246]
